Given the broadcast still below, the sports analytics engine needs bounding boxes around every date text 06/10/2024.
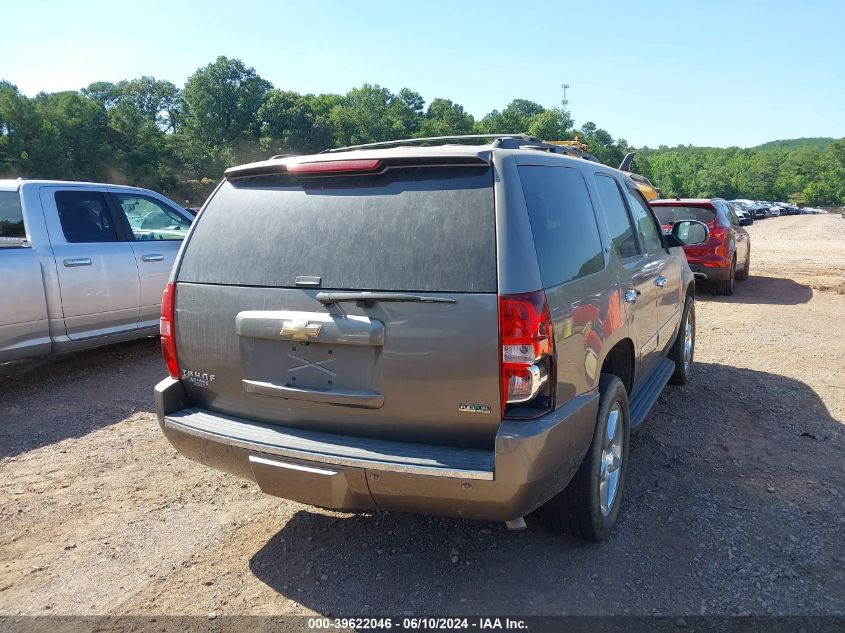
[306,617,528,630]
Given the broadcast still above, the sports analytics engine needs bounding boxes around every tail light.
[287,159,382,175]
[160,282,179,379]
[708,226,729,257]
[499,290,556,418]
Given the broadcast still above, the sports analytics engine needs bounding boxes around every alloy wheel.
[683,308,695,373]
[599,403,624,516]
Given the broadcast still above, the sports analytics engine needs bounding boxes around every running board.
[629,358,675,429]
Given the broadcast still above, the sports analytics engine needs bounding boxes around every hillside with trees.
[1,56,843,207]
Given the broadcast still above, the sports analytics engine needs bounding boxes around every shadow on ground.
[698,276,813,305]
[0,337,161,458]
[248,363,843,616]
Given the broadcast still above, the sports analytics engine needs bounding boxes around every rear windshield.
[177,167,496,292]
[652,205,715,225]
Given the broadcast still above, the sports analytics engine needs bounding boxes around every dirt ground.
[1,214,843,617]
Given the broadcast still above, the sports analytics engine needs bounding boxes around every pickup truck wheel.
[714,257,736,295]
[545,374,630,542]
[736,247,750,281]
[668,295,695,385]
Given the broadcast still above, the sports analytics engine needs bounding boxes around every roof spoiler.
[225,154,490,180]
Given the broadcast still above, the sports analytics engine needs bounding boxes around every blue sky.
[3,0,844,148]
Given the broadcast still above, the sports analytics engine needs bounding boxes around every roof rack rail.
[320,133,600,162]
[320,134,535,153]
[504,138,601,163]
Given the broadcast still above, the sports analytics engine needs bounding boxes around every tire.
[714,257,736,295]
[736,246,750,281]
[668,295,695,385]
[545,374,631,542]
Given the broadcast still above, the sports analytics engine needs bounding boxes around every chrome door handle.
[655,276,667,287]
[624,289,639,303]
[63,257,92,267]
[142,254,165,262]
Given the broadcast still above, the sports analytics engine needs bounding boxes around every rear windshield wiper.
[315,292,456,307]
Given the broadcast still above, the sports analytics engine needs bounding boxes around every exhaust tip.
[505,517,527,530]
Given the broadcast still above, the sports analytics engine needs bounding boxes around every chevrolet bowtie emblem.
[280,319,322,341]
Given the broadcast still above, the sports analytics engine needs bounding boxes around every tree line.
[635,139,845,206]
[1,56,843,206]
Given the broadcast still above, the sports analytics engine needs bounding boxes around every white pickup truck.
[0,179,193,364]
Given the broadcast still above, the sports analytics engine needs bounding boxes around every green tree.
[500,99,545,131]
[181,56,272,145]
[27,91,111,180]
[259,89,332,154]
[474,109,505,134]
[526,108,573,141]
[106,100,175,191]
[179,56,273,174]
[389,88,425,137]
[328,84,403,146]
[419,98,474,137]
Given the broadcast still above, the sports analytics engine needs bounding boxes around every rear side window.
[0,191,25,245]
[594,174,639,259]
[55,191,117,243]
[178,167,496,292]
[651,205,716,226]
[519,165,604,287]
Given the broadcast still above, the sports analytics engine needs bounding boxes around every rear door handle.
[655,276,667,287]
[624,289,639,303]
[63,258,92,267]
[141,254,165,262]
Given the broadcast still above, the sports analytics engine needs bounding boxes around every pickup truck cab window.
[112,193,190,241]
[55,191,118,243]
[0,191,26,244]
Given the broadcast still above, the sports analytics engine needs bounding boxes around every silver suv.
[155,135,704,540]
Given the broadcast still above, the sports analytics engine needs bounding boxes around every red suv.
[650,198,751,295]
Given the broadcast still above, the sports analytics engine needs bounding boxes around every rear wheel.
[736,246,750,281]
[545,374,630,541]
[668,295,695,385]
[714,257,736,295]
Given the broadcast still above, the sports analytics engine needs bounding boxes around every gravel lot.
[1,214,843,617]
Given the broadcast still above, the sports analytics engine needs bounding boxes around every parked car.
[759,202,780,217]
[777,203,800,215]
[730,203,753,225]
[0,179,193,364]
[731,199,766,219]
[155,134,706,541]
[651,197,751,295]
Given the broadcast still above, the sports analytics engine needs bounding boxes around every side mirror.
[739,217,753,226]
[670,220,709,246]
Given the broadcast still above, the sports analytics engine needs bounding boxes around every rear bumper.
[687,260,732,282]
[155,378,597,522]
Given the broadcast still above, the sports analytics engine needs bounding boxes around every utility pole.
[561,83,570,111]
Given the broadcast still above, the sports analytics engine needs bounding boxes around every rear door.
[624,185,682,352]
[108,190,191,329]
[39,186,140,340]
[620,182,666,376]
[593,175,660,372]
[172,165,502,449]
